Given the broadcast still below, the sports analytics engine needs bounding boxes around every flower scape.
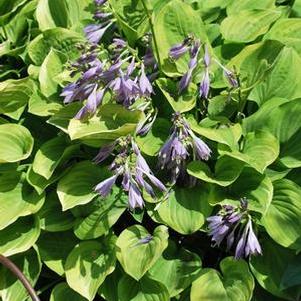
[0,0,300,300]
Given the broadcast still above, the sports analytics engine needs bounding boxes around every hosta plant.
[0,0,301,300]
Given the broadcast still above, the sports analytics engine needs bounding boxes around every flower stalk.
[0,255,40,301]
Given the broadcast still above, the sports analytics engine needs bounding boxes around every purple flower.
[95,0,107,6]
[190,132,211,160]
[136,111,157,136]
[94,11,112,20]
[75,86,105,119]
[94,142,116,164]
[60,83,78,104]
[84,23,112,44]
[113,38,127,49]
[207,206,241,247]
[207,201,262,258]
[128,182,144,209]
[158,112,211,183]
[139,64,153,96]
[178,69,193,94]
[178,40,200,93]
[169,39,190,60]
[95,174,118,197]
[100,60,123,83]
[214,59,238,88]
[61,82,96,104]
[203,45,210,68]
[111,73,139,107]
[126,57,136,77]
[82,60,103,81]
[199,69,210,99]
[94,136,167,209]
[143,48,156,68]
[235,219,262,258]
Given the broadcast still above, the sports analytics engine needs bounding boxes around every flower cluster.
[158,112,211,184]
[94,136,167,210]
[60,1,156,119]
[169,37,238,98]
[207,199,262,258]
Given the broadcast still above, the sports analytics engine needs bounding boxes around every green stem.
[140,0,162,71]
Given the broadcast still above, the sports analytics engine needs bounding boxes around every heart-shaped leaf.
[0,123,33,163]
[116,225,169,280]
[73,188,128,240]
[187,155,245,186]
[37,231,79,276]
[220,131,279,173]
[149,185,213,234]
[221,9,280,43]
[118,274,169,301]
[191,257,254,301]
[57,161,110,211]
[262,179,301,250]
[250,238,301,300]
[50,283,86,301]
[149,240,202,296]
[0,216,40,257]
[65,237,116,301]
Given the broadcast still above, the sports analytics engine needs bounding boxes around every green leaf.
[262,179,301,251]
[136,118,170,156]
[221,9,280,43]
[211,167,273,215]
[264,19,301,55]
[38,191,75,232]
[74,188,128,240]
[249,47,301,106]
[0,176,45,230]
[50,283,87,301]
[156,78,197,113]
[153,0,208,76]
[228,40,284,89]
[149,240,202,296]
[57,161,110,211]
[293,0,301,17]
[116,225,169,280]
[39,48,66,97]
[27,164,66,195]
[191,257,254,301]
[207,95,238,121]
[118,274,169,301]
[0,216,40,257]
[149,185,213,234]
[187,155,245,187]
[32,136,78,180]
[37,231,79,276]
[28,29,83,65]
[36,0,83,31]
[219,131,280,173]
[188,117,242,149]
[109,0,149,44]
[226,0,275,15]
[67,104,144,146]
[98,266,123,301]
[47,102,82,133]
[65,237,116,301]
[243,98,301,168]
[0,124,34,163]
[250,238,301,300]
[28,90,63,117]
[0,248,41,301]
